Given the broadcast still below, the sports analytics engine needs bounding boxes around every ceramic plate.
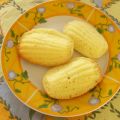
[1,0,120,117]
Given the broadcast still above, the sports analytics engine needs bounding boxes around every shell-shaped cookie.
[43,57,102,99]
[64,20,108,58]
[18,28,74,67]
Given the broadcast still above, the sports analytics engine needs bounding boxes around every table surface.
[0,0,120,120]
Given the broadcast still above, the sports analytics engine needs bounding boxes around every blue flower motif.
[89,97,100,105]
[8,71,17,80]
[117,53,120,61]
[6,40,14,48]
[108,25,115,32]
[38,7,46,13]
[66,2,75,9]
[51,104,62,112]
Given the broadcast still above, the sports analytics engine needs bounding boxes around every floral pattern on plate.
[1,0,120,117]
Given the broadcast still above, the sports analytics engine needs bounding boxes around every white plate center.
[20,16,109,91]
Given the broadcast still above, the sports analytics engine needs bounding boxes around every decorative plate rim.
[1,0,120,117]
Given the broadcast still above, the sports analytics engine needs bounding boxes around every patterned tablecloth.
[0,0,120,120]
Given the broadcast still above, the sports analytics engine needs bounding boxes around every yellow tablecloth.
[0,0,120,120]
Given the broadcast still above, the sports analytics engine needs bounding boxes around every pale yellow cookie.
[43,57,102,99]
[18,28,73,67]
[64,20,108,58]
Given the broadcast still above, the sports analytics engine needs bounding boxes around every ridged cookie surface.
[64,20,108,58]
[43,57,102,99]
[18,28,73,67]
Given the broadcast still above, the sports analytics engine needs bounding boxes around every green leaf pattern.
[1,0,120,120]
[8,70,30,93]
